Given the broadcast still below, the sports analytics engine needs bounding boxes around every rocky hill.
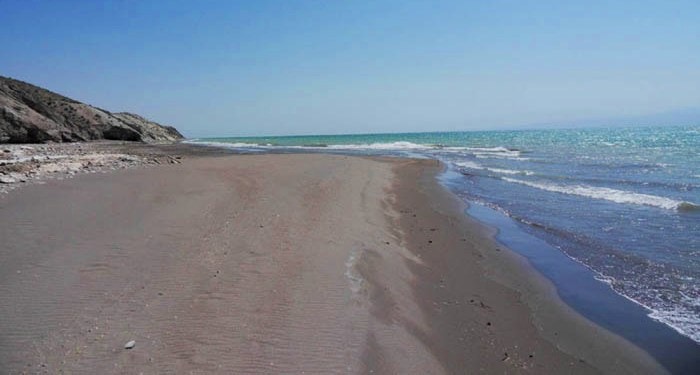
[0,76,183,143]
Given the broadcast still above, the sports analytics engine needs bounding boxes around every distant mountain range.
[0,76,183,143]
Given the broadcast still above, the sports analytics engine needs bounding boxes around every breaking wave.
[454,161,534,176]
[501,177,698,211]
[187,139,527,159]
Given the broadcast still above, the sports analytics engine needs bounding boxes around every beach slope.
[0,153,664,373]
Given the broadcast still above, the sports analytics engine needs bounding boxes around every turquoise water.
[191,125,700,344]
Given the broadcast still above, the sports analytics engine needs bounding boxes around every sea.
[189,125,699,368]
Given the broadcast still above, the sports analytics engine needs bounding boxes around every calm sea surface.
[190,126,700,344]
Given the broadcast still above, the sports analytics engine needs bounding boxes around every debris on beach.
[0,175,17,184]
[0,142,184,195]
[124,340,136,349]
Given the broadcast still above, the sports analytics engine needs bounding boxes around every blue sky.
[1,0,699,137]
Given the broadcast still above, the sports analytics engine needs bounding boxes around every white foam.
[454,161,485,170]
[228,142,265,148]
[488,167,534,176]
[648,306,700,343]
[324,143,522,153]
[465,147,528,160]
[185,140,266,149]
[465,146,515,153]
[593,274,615,285]
[501,177,696,211]
[474,153,530,161]
[593,274,700,343]
[188,140,440,151]
[454,161,534,176]
[188,140,528,154]
[187,140,537,163]
[327,141,433,150]
[581,257,700,343]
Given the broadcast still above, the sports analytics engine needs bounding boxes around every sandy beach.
[0,149,666,374]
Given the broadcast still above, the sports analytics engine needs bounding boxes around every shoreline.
[390,158,666,374]
[0,146,668,373]
[462,201,700,373]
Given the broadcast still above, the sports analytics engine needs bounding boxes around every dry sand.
[0,151,666,373]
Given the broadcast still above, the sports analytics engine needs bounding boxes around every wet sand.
[0,152,665,373]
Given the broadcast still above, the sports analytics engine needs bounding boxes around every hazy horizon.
[189,118,700,140]
[2,1,699,137]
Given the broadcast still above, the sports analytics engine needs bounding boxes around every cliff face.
[0,76,183,143]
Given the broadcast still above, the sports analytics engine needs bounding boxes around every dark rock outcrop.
[0,76,183,143]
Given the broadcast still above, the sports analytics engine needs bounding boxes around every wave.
[454,161,534,176]
[454,161,484,169]
[325,143,523,156]
[648,304,700,343]
[302,143,328,147]
[677,202,700,212]
[187,140,529,158]
[466,146,518,152]
[501,177,698,211]
[575,161,675,170]
[486,203,700,342]
[184,140,265,148]
[474,154,530,161]
[466,147,528,160]
[327,141,434,150]
[591,271,700,343]
[188,140,436,151]
[488,167,534,176]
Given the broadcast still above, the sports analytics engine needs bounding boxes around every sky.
[1,0,699,137]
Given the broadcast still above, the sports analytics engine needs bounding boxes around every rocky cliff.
[0,76,183,143]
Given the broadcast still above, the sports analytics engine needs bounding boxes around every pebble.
[124,340,136,349]
[0,144,183,196]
